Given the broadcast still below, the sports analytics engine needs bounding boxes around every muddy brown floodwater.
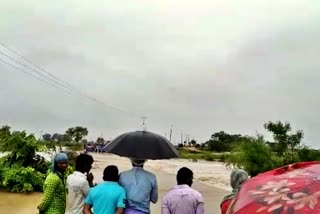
[0,191,42,214]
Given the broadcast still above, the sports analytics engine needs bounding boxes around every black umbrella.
[104,130,179,160]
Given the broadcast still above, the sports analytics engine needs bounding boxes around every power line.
[0,43,142,117]
[0,58,67,92]
[0,50,82,96]
[0,42,82,94]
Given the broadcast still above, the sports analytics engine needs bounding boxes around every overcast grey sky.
[0,1,319,146]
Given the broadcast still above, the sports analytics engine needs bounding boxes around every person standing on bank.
[66,153,94,214]
[37,152,70,214]
[119,159,158,214]
[83,165,126,214]
[161,167,204,214]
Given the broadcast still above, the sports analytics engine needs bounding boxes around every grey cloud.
[0,1,320,146]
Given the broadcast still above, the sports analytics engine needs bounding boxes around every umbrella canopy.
[104,130,179,160]
[227,161,320,214]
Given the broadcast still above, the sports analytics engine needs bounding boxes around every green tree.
[42,133,52,141]
[226,136,282,176]
[264,121,303,163]
[96,137,105,144]
[190,139,197,146]
[66,127,88,143]
[0,125,11,138]
[207,131,244,152]
[297,146,320,162]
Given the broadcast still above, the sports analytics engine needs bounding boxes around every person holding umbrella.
[105,130,179,214]
[119,158,158,214]
[220,169,249,214]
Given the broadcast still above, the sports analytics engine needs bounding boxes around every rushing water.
[0,191,42,214]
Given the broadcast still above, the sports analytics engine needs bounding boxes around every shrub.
[0,129,49,192]
[0,166,45,192]
[226,138,283,176]
[297,146,320,162]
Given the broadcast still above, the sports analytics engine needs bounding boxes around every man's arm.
[116,188,126,214]
[150,176,158,203]
[83,189,93,214]
[116,207,124,214]
[161,198,171,214]
[83,204,92,214]
[196,194,205,214]
[37,176,58,211]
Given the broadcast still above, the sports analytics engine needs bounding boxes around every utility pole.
[39,130,43,141]
[141,116,147,131]
[180,130,183,145]
[169,125,173,142]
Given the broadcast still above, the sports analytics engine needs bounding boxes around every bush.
[0,166,45,192]
[297,146,320,162]
[0,129,49,192]
[177,143,184,148]
[226,138,283,176]
[208,140,232,152]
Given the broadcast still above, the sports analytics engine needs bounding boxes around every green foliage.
[297,146,320,162]
[66,127,88,143]
[0,165,45,192]
[190,139,197,146]
[264,121,304,164]
[42,133,52,141]
[208,140,231,152]
[0,125,49,192]
[96,137,105,144]
[226,137,283,176]
[206,131,250,152]
[178,148,227,162]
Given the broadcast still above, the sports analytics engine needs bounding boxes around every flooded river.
[0,153,231,213]
[0,191,42,214]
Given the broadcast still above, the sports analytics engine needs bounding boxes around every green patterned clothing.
[38,172,66,214]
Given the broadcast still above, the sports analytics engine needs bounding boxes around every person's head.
[130,158,146,168]
[230,169,249,190]
[177,167,193,187]
[75,153,94,173]
[51,152,70,173]
[103,165,119,182]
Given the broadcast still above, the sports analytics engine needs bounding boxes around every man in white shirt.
[67,153,94,214]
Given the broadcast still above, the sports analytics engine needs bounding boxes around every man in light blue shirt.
[83,165,126,214]
[119,159,158,214]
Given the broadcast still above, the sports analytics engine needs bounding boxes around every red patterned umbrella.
[227,161,320,214]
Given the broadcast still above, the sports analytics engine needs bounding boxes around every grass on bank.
[178,148,228,162]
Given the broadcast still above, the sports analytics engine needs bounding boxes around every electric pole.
[169,125,173,142]
[141,116,147,131]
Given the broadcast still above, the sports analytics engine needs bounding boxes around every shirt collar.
[74,171,87,179]
[102,181,118,185]
[174,184,191,189]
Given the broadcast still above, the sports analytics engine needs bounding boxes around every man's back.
[161,185,204,214]
[85,182,126,214]
[66,171,90,214]
[119,167,158,213]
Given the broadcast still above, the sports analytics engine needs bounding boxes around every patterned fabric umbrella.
[227,161,320,214]
[104,130,179,160]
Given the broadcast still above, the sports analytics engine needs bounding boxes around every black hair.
[75,153,94,172]
[177,167,193,185]
[103,165,119,182]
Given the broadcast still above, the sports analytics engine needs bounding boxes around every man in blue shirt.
[83,165,126,214]
[119,159,158,214]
